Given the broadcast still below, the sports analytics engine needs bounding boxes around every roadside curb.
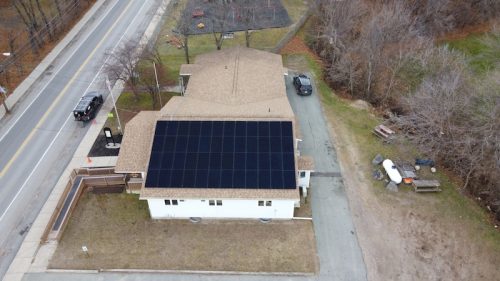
[58,268,316,276]
[0,0,108,120]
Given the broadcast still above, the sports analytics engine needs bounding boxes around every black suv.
[73,92,103,122]
[293,74,313,96]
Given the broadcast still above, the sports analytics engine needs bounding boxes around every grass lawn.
[49,192,318,273]
[446,32,500,74]
[104,91,178,133]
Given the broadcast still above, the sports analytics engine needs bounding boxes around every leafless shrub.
[175,5,194,64]
[208,0,230,50]
[316,0,426,105]
[313,0,500,210]
[392,47,500,200]
[140,43,165,109]
[103,39,142,100]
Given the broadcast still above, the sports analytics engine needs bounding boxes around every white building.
[115,47,313,219]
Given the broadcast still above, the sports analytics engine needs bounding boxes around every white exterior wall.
[298,170,311,188]
[146,198,296,219]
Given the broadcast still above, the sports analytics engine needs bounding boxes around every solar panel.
[144,121,296,189]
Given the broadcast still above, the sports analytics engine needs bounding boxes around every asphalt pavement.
[0,0,164,278]
[21,73,368,281]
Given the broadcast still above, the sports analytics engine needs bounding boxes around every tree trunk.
[213,32,224,50]
[366,60,372,98]
[54,0,63,18]
[245,29,250,47]
[7,31,24,76]
[27,27,40,55]
[35,0,53,41]
[183,35,190,64]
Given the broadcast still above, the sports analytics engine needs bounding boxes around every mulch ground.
[280,36,323,65]
[50,192,318,273]
[87,134,123,157]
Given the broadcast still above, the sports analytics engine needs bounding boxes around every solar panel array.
[145,120,296,189]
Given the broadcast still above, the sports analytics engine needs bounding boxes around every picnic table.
[373,124,395,141]
[412,180,441,193]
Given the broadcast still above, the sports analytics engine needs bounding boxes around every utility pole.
[0,85,9,114]
[153,62,162,108]
[105,77,123,135]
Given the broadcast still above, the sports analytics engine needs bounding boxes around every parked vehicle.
[73,92,103,122]
[293,74,313,96]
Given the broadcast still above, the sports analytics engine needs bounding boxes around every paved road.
[22,74,367,281]
[0,0,163,278]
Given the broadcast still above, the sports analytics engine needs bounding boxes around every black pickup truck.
[73,92,103,122]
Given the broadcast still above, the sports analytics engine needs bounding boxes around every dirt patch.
[49,192,317,273]
[350,99,372,111]
[280,36,322,66]
[437,19,500,43]
[325,96,500,281]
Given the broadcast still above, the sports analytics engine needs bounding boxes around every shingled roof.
[116,47,299,200]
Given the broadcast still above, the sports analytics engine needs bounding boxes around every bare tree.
[313,0,500,214]
[392,46,500,199]
[141,42,165,108]
[13,0,43,54]
[54,0,63,19]
[138,66,160,110]
[313,0,367,95]
[176,6,194,64]
[208,0,230,50]
[34,0,53,41]
[104,39,142,100]
[7,31,24,76]
[240,0,255,48]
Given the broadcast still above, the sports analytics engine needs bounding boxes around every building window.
[165,199,179,205]
[258,200,272,206]
[300,171,306,178]
[209,199,222,206]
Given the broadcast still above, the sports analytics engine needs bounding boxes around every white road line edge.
[0,0,121,143]
[0,0,151,223]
